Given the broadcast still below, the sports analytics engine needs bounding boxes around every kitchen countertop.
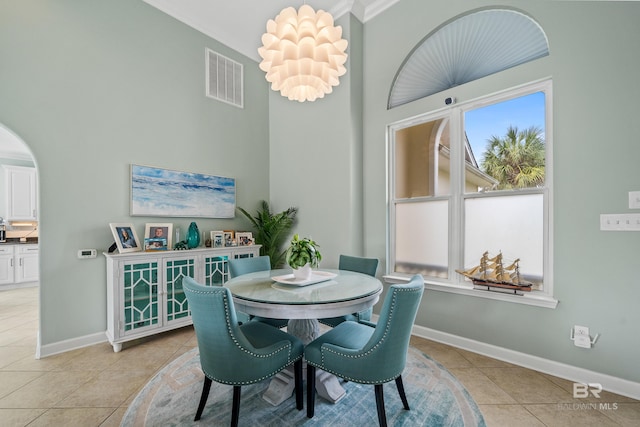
[0,238,38,245]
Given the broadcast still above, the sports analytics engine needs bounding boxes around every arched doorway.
[0,123,40,355]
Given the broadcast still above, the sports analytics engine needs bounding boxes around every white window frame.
[386,79,557,309]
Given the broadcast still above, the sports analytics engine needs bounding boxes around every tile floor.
[0,286,638,426]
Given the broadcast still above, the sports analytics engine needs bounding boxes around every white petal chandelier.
[258,5,348,102]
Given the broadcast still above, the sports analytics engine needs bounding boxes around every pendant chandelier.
[258,4,348,102]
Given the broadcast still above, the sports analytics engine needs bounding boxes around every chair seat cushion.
[240,321,304,355]
[305,321,374,365]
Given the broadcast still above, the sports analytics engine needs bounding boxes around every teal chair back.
[185,277,292,384]
[226,255,288,329]
[228,255,271,278]
[319,255,379,327]
[183,277,304,425]
[321,275,423,383]
[339,254,378,277]
[305,274,424,426]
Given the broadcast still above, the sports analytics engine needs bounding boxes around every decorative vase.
[292,263,312,281]
[186,222,200,249]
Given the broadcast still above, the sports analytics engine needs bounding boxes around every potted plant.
[285,234,322,280]
[237,201,298,268]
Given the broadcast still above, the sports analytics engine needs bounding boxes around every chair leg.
[374,384,387,427]
[294,359,303,410]
[306,365,316,418]
[231,386,241,427]
[395,375,410,410]
[194,377,212,421]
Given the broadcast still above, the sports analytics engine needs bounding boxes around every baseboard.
[36,331,107,359]
[409,322,640,401]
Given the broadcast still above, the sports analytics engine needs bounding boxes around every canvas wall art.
[131,164,236,218]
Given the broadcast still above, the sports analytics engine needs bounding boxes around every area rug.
[121,347,486,426]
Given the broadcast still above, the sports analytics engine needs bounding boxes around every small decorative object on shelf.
[186,222,200,248]
[285,234,322,280]
[174,241,188,250]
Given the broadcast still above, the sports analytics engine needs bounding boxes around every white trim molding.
[36,332,107,359]
[408,322,640,401]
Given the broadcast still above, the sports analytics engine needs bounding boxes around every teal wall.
[360,0,640,382]
[269,15,365,267]
[0,1,270,345]
[2,0,639,386]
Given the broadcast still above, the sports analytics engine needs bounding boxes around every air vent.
[206,48,243,108]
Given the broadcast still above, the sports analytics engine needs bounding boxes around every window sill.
[383,273,558,309]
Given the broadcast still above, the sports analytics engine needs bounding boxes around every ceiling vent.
[206,48,243,108]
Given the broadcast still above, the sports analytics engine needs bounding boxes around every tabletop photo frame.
[144,223,173,251]
[109,223,142,253]
[236,232,253,246]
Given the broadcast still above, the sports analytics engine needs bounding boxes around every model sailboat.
[456,251,533,293]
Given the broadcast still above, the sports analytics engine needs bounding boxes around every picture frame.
[236,232,254,246]
[130,164,236,218]
[210,231,224,248]
[144,223,173,251]
[109,223,142,254]
[223,230,235,247]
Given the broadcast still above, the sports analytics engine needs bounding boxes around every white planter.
[292,263,312,281]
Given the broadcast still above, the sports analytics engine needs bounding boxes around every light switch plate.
[629,191,640,209]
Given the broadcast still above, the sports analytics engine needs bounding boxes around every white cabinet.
[15,244,39,283]
[0,246,15,285]
[104,245,261,352]
[0,244,39,286]
[4,165,38,221]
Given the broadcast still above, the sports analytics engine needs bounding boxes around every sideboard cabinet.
[104,245,260,352]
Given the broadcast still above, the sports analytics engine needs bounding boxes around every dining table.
[224,268,383,406]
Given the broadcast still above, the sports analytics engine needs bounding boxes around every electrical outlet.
[574,335,592,348]
[574,325,589,336]
[573,325,592,348]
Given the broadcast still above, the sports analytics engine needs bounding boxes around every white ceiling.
[142,0,400,62]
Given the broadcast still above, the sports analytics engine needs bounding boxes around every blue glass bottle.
[186,222,200,249]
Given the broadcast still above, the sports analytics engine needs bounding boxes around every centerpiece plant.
[237,201,298,268]
[285,234,322,280]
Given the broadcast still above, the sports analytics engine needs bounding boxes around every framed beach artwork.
[130,164,236,218]
[144,223,173,251]
[109,223,142,254]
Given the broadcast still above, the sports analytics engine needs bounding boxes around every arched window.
[388,8,549,109]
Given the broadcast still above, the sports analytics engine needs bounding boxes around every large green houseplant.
[285,234,322,280]
[237,201,298,268]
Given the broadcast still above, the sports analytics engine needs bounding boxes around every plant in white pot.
[285,234,322,280]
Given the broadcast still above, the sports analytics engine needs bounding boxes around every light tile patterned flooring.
[0,286,639,426]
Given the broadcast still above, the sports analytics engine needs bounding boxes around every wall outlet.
[572,325,597,349]
[574,325,589,336]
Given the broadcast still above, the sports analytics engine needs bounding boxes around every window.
[388,80,554,305]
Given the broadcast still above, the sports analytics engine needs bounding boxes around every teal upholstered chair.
[227,256,289,329]
[305,275,424,427]
[318,255,379,327]
[183,277,304,426]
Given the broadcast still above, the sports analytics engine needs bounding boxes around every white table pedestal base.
[261,318,347,406]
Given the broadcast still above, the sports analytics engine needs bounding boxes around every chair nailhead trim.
[312,287,422,384]
[188,287,302,386]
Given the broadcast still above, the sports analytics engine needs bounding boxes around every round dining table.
[224,268,383,405]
